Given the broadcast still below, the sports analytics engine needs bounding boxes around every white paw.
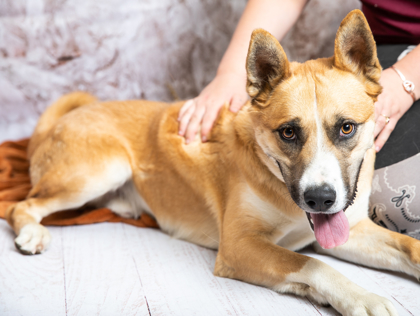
[15,223,51,255]
[106,198,135,218]
[345,293,397,316]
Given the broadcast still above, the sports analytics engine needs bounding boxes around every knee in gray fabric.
[370,153,420,240]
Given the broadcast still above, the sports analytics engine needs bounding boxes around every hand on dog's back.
[177,72,248,144]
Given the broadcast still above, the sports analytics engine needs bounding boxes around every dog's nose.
[304,186,336,212]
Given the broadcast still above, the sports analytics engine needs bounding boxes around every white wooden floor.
[0,220,419,316]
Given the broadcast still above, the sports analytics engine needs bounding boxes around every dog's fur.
[6,10,420,315]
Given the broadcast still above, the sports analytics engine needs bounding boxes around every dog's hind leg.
[91,179,149,219]
[6,159,132,255]
[313,217,420,279]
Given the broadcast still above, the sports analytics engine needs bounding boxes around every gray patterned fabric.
[370,153,420,240]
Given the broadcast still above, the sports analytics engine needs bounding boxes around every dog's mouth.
[306,212,314,230]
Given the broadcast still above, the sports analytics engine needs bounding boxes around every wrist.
[381,68,414,107]
[392,51,420,101]
[216,50,248,79]
[392,66,419,102]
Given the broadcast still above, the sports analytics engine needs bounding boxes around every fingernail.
[202,136,206,142]
[375,146,380,152]
[178,130,183,135]
[186,138,190,144]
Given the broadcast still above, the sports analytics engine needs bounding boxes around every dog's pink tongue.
[311,211,349,249]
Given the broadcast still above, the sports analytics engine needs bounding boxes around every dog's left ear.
[246,29,290,107]
[334,10,381,91]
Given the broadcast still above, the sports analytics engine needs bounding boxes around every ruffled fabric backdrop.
[0,0,359,143]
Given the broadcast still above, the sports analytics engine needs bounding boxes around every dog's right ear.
[246,29,290,107]
[333,10,382,98]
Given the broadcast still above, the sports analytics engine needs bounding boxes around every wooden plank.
[124,226,322,316]
[62,223,150,316]
[301,248,416,316]
[0,220,66,316]
[123,226,238,316]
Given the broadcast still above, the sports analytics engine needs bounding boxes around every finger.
[229,94,247,113]
[178,102,196,136]
[373,114,387,138]
[185,104,206,143]
[374,101,383,122]
[201,104,222,142]
[178,99,195,121]
[374,118,396,152]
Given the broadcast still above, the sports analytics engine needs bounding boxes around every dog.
[6,10,420,315]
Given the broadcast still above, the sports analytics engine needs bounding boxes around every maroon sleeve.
[361,0,420,44]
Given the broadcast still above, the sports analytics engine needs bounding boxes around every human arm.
[374,44,420,152]
[178,0,308,143]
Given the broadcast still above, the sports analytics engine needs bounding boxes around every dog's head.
[245,10,381,248]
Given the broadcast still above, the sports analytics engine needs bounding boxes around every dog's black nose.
[304,186,336,212]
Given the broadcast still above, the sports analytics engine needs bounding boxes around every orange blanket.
[0,139,158,228]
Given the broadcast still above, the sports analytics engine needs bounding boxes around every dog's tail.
[28,92,97,157]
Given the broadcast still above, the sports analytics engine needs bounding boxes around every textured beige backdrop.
[0,0,359,142]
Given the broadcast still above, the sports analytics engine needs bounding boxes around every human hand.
[178,72,248,144]
[373,67,414,152]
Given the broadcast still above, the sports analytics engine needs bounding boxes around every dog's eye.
[340,123,355,136]
[281,127,296,140]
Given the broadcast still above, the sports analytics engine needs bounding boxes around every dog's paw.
[14,223,51,255]
[106,198,135,219]
[344,293,397,316]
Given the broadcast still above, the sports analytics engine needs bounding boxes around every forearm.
[217,0,308,76]
[391,44,420,101]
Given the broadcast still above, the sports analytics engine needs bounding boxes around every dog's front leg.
[215,212,397,316]
[314,217,420,279]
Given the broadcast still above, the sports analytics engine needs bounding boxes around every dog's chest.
[275,219,316,250]
[243,187,315,251]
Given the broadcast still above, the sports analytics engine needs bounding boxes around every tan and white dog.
[6,10,420,315]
